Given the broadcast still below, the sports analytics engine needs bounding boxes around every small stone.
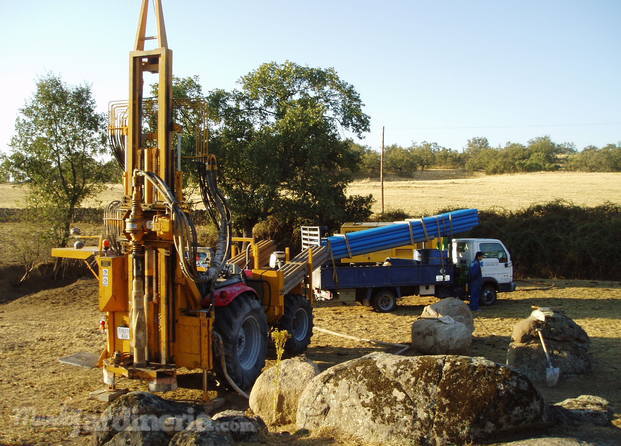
[212,409,266,442]
[411,317,471,354]
[549,395,613,427]
[421,297,474,333]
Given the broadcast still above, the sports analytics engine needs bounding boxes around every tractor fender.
[203,282,258,307]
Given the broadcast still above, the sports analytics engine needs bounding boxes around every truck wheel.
[214,293,268,391]
[371,289,397,313]
[278,294,314,356]
[480,284,498,306]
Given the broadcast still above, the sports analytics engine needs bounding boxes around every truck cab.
[452,238,516,305]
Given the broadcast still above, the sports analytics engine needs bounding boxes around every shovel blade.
[546,367,560,387]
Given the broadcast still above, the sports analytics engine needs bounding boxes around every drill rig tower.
[102,0,266,392]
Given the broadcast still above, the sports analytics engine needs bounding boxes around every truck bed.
[319,262,456,291]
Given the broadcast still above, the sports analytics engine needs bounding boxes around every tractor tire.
[480,284,498,306]
[371,288,397,313]
[278,294,314,356]
[214,293,268,391]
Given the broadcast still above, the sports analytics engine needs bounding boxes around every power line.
[409,122,621,130]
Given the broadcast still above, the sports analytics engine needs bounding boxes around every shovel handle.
[536,329,554,367]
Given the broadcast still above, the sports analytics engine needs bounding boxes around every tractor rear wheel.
[278,294,314,356]
[214,293,268,391]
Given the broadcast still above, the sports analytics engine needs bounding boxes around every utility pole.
[380,126,385,214]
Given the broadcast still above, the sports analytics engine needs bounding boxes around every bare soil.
[0,273,620,445]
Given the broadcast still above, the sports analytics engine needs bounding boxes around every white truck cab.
[452,238,516,304]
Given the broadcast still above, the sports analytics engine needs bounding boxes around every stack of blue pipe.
[322,208,479,260]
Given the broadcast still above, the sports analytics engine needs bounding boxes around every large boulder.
[94,392,204,445]
[411,316,471,354]
[296,352,544,445]
[249,357,319,425]
[421,297,474,333]
[507,308,591,383]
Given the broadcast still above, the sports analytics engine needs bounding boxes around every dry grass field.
[347,171,621,215]
[2,171,621,214]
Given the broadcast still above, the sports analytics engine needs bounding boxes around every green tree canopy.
[206,61,372,234]
[384,144,417,176]
[4,74,106,245]
[569,144,621,171]
[0,158,10,182]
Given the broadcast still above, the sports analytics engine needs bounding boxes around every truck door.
[453,240,473,266]
[477,241,513,286]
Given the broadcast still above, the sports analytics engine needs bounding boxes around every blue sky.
[0,0,619,154]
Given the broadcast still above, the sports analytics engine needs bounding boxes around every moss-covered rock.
[94,392,204,446]
[296,352,544,445]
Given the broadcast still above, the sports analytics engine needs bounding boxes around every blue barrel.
[414,249,448,265]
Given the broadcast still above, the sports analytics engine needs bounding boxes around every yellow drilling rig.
[54,0,318,395]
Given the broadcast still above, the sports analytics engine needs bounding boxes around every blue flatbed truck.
[315,237,516,312]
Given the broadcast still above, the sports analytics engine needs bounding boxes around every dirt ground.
[0,274,620,445]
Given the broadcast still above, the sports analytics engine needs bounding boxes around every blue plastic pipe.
[322,208,479,260]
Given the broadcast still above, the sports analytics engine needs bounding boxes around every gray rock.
[421,297,474,333]
[549,395,613,427]
[411,316,471,354]
[500,437,602,445]
[249,356,319,425]
[296,352,544,445]
[94,392,204,445]
[512,310,589,344]
[507,310,591,383]
[169,418,232,446]
[102,429,170,446]
[211,409,266,442]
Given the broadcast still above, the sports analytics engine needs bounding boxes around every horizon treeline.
[3,135,620,184]
[351,136,621,177]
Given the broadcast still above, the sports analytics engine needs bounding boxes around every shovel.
[536,328,560,387]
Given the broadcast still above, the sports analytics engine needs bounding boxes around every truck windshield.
[480,242,508,262]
